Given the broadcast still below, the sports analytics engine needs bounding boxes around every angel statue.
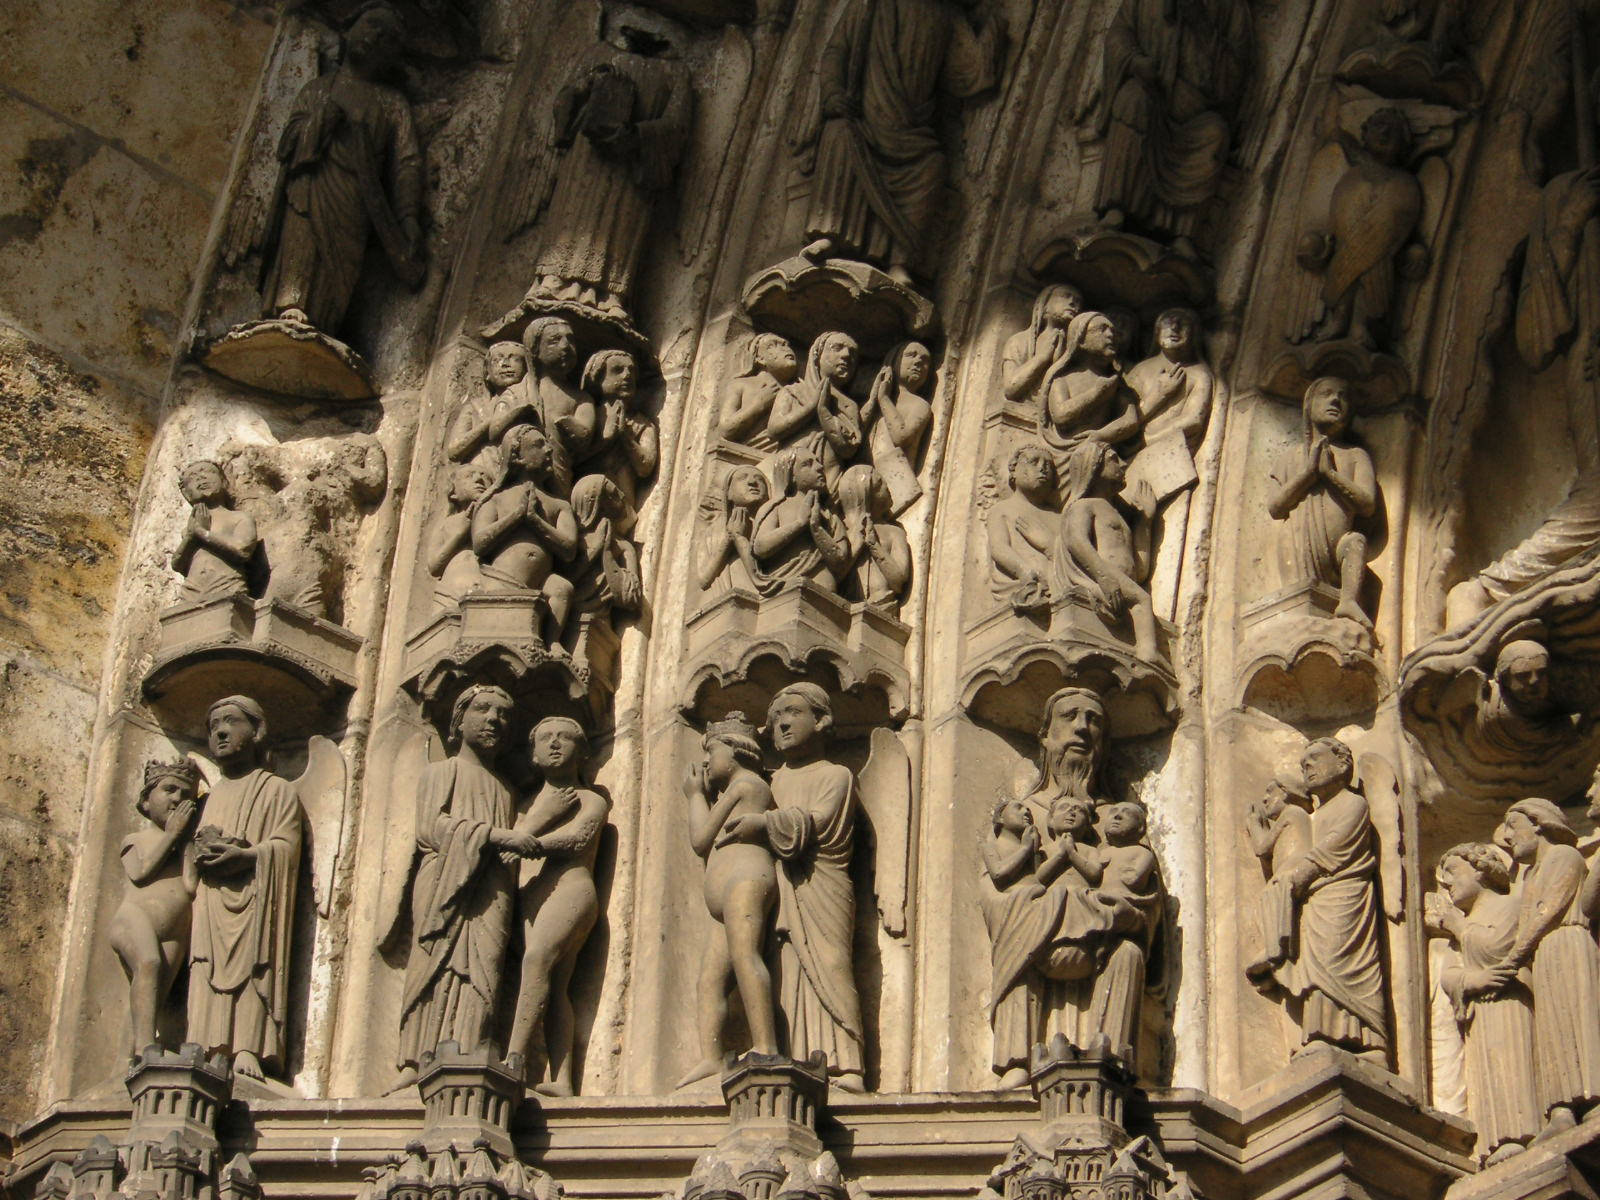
[500,4,692,321]
[187,695,346,1082]
[1293,105,1457,349]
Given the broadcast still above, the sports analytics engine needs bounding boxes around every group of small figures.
[429,316,658,644]
[697,329,936,612]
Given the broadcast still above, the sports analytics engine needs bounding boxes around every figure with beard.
[387,686,524,1085]
[791,0,1002,282]
[720,334,802,450]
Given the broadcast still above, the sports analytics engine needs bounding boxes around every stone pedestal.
[201,317,375,401]
[125,1043,232,1153]
[417,1044,525,1160]
[717,1053,830,1162]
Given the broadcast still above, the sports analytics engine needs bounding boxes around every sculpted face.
[535,322,578,375]
[533,721,585,772]
[1495,811,1539,863]
[600,354,637,403]
[208,704,258,766]
[459,691,512,756]
[1102,802,1144,842]
[1048,797,1094,837]
[348,11,403,69]
[703,738,739,786]
[820,337,857,385]
[450,465,494,505]
[1308,380,1352,433]
[1437,854,1482,911]
[1084,315,1116,357]
[485,343,528,390]
[514,429,552,474]
[767,694,821,755]
[792,450,825,493]
[728,467,767,508]
[897,343,932,391]
[1099,448,1127,487]
[1499,645,1551,713]
[180,462,225,504]
[1043,290,1082,327]
[998,800,1033,835]
[759,339,799,383]
[1363,109,1411,165]
[1260,781,1288,819]
[1013,449,1055,498]
[1044,692,1105,770]
[1300,742,1348,794]
[1157,312,1193,357]
[143,776,193,825]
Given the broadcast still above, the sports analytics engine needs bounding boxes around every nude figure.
[1243,767,1314,981]
[677,712,780,1087]
[109,759,201,1058]
[171,460,259,605]
[1058,441,1161,662]
[447,341,527,464]
[470,424,580,641]
[506,717,611,1096]
[720,333,801,449]
[1042,312,1140,459]
[425,462,496,605]
[987,443,1060,613]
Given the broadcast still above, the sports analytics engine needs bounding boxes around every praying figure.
[1267,376,1378,625]
[862,341,936,514]
[751,445,853,591]
[258,4,424,335]
[791,0,1002,282]
[1243,767,1313,983]
[1042,312,1140,465]
[979,795,1045,1089]
[490,317,598,497]
[768,331,863,486]
[986,443,1060,614]
[424,463,496,606]
[188,696,303,1081]
[171,460,259,606]
[1003,285,1085,409]
[697,466,780,598]
[678,712,780,1087]
[110,759,201,1058]
[719,334,802,450]
[447,342,527,465]
[837,464,912,608]
[581,349,658,511]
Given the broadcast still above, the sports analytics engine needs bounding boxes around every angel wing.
[858,726,914,938]
[1341,731,1405,922]
[294,735,349,918]
[499,95,559,244]
[376,727,443,956]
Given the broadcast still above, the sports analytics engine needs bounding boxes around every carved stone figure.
[1088,0,1254,240]
[258,4,424,335]
[1487,798,1600,1141]
[171,461,259,606]
[506,717,611,1096]
[1427,842,1538,1164]
[1296,108,1428,348]
[1248,737,1388,1063]
[581,349,658,510]
[447,342,528,465]
[716,684,865,1091]
[1474,639,1585,760]
[1056,441,1160,663]
[1242,767,1313,983]
[110,759,201,1058]
[1002,285,1085,409]
[571,475,643,617]
[470,424,580,640]
[767,332,863,486]
[391,686,520,1082]
[751,446,852,591]
[978,795,1044,1088]
[188,696,303,1081]
[697,466,780,599]
[863,341,936,514]
[986,444,1060,613]
[425,463,496,606]
[719,334,802,450]
[511,6,692,318]
[1042,312,1139,462]
[837,465,911,609]
[678,713,780,1088]
[792,0,1002,281]
[491,317,597,496]
[1267,377,1377,625]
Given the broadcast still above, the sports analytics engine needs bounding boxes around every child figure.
[1243,767,1314,982]
[425,462,496,605]
[982,797,1044,892]
[678,713,780,1087]
[981,796,1046,1090]
[109,758,202,1058]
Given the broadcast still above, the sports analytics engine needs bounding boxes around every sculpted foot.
[1484,1141,1526,1165]
[1334,599,1370,627]
[674,1057,725,1090]
[534,1078,574,1098]
[801,237,834,262]
[1534,1104,1578,1143]
[995,1066,1030,1091]
[832,1070,865,1093]
[234,1050,265,1081]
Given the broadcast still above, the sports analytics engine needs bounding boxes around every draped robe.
[188,769,302,1068]
[764,759,864,1076]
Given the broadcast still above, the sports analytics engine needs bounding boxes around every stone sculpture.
[985,444,1060,613]
[1242,767,1313,983]
[715,684,865,1091]
[1056,441,1160,663]
[791,0,1002,281]
[751,446,852,591]
[571,475,643,617]
[1427,842,1538,1164]
[1042,312,1139,462]
[1247,737,1389,1063]
[862,341,936,514]
[508,5,692,318]
[767,332,863,486]
[719,334,802,450]
[110,759,201,1058]
[506,717,611,1096]
[470,423,580,640]
[1002,285,1086,409]
[390,685,521,1083]
[679,712,780,1087]
[257,4,424,335]
[1267,377,1377,625]
[837,465,912,609]
[425,463,496,606]
[982,687,1166,1083]
[1475,639,1585,760]
[581,348,658,510]
[189,696,303,1081]
[1087,0,1253,240]
[495,317,597,496]
[697,466,780,598]
[172,461,260,606]
[447,342,528,465]
[1296,108,1429,348]
[1487,798,1600,1142]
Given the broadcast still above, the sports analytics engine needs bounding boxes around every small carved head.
[1360,107,1413,166]
[991,796,1033,835]
[448,463,496,507]
[1261,766,1309,819]
[1039,687,1106,766]
[523,317,578,377]
[765,683,832,755]
[1103,308,1139,358]
[1100,801,1147,844]
[449,684,514,754]
[1007,444,1057,501]
[838,464,891,520]
[772,445,825,496]
[1047,795,1095,838]
[346,3,406,75]
[745,333,799,384]
[703,712,764,783]
[1068,311,1117,360]
[484,342,530,392]
[1300,737,1353,796]
[138,758,201,824]
[179,460,228,506]
[724,465,769,511]
[890,341,934,394]
[504,424,553,478]
[1303,376,1353,435]
[1061,439,1123,502]
[206,695,267,767]
[582,349,638,405]
[1497,797,1577,862]
[809,332,859,387]
[573,474,627,529]
[531,715,589,773]
[1035,283,1085,331]
[1153,308,1199,359]
[1436,842,1512,909]
[1495,639,1552,714]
